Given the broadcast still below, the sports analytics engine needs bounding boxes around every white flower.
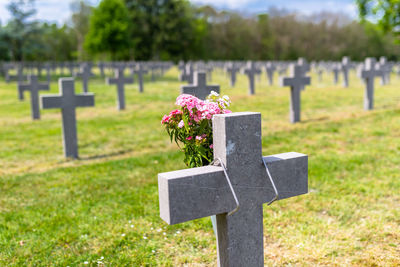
[210,91,219,97]
[121,233,126,237]
[84,261,89,265]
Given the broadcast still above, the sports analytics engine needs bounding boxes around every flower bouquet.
[161,92,232,168]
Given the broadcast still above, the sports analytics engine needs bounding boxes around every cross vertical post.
[40,78,95,159]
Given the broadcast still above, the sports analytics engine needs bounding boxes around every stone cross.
[226,62,240,87]
[181,71,220,100]
[136,64,148,93]
[265,62,276,86]
[9,64,27,84]
[281,64,311,123]
[186,64,194,84]
[297,58,310,91]
[341,57,350,88]
[158,112,308,267]
[98,61,105,77]
[75,63,93,93]
[40,78,95,159]
[107,66,133,110]
[244,61,261,95]
[18,75,49,120]
[379,57,390,85]
[359,58,382,110]
[44,63,51,83]
[332,64,340,85]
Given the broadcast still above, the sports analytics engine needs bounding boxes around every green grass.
[0,68,399,266]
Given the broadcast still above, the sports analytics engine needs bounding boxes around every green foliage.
[85,0,131,60]
[70,0,92,60]
[357,0,400,36]
[124,0,198,60]
[3,0,39,61]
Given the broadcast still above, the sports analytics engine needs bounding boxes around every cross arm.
[75,94,95,107]
[40,95,62,109]
[180,85,196,95]
[106,77,117,85]
[159,166,236,225]
[262,152,308,201]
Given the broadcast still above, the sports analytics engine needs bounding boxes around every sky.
[0,0,358,24]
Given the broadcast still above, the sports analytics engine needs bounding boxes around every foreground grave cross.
[40,78,94,159]
[244,61,261,95]
[159,112,308,267]
[181,71,220,100]
[18,75,49,120]
[360,58,382,110]
[281,64,311,123]
[106,66,133,110]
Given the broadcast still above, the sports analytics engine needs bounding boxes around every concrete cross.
[181,71,220,100]
[297,58,310,91]
[281,64,311,123]
[98,61,105,77]
[136,64,148,93]
[107,66,133,110]
[186,63,194,84]
[158,112,308,267]
[9,64,27,84]
[341,57,350,88]
[44,62,51,83]
[360,58,382,110]
[4,63,14,83]
[265,62,276,86]
[226,62,240,87]
[332,64,340,85]
[18,75,49,120]
[244,61,261,95]
[379,57,390,85]
[75,63,93,93]
[40,78,95,159]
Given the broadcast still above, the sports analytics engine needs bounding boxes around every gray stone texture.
[158,112,308,267]
[40,78,94,159]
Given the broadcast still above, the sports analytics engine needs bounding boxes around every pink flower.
[186,136,193,141]
[169,109,182,117]
[224,109,232,114]
[161,115,170,124]
[209,144,214,149]
[196,136,203,141]
[178,120,184,128]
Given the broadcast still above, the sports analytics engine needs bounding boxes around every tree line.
[1,0,399,62]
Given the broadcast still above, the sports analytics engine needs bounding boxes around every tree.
[124,0,198,60]
[70,0,92,60]
[4,0,38,61]
[357,0,400,37]
[84,0,131,60]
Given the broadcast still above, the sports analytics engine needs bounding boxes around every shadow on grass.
[79,149,133,161]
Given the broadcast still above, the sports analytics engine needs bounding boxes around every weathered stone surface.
[158,112,308,267]
[41,78,94,159]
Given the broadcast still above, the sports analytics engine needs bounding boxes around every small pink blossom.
[178,120,184,128]
[186,136,193,141]
[209,144,214,149]
[196,136,203,141]
[161,115,170,124]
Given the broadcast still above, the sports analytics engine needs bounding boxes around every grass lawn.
[0,67,399,266]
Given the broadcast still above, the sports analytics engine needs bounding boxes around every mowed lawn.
[0,67,399,266]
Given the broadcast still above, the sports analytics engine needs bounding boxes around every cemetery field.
[0,69,399,266]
